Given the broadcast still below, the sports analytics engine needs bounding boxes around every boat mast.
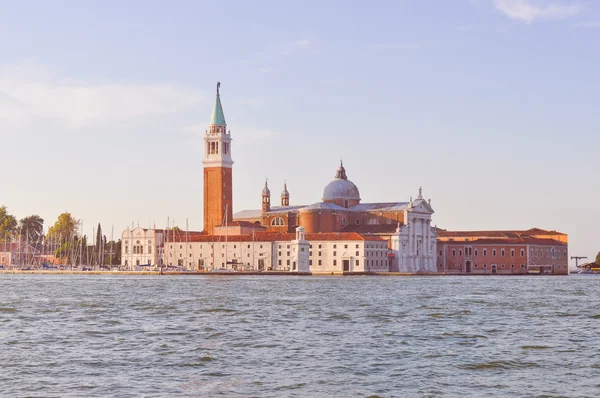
[225,205,228,269]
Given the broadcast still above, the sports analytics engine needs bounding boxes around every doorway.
[466,261,471,273]
[343,259,350,271]
[491,264,497,274]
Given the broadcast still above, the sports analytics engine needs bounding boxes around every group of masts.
[0,221,116,269]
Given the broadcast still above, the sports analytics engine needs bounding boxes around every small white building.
[121,227,165,269]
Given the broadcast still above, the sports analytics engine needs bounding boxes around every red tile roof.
[436,228,566,239]
[165,231,382,243]
[341,224,399,234]
[441,237,566,247]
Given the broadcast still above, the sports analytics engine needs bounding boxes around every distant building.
[0,242,41,266]
[119,83,568,275]
[437,228,568,275]
[163,228,389,273]
[121,227,166,269]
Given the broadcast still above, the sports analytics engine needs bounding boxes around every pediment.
[410,199,434,214]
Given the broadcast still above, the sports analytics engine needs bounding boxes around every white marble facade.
[390,193,438,273]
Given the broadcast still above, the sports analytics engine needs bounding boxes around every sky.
[0,0,598,263]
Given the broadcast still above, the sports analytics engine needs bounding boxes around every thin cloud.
[0,63,203,130]
[493,0,583,24]
[280,39,313,55]
[576,21,600,28]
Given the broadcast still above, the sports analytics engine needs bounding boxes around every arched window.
[367,218,379,225]
[341,218,348,226]
[271,217,285,226]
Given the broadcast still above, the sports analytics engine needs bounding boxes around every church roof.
[322,161,360,202]
[233,201,412,219]
[299,202,346,212]
[350,202,409,212]
[210,84,226,126]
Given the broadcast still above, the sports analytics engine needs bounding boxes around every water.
[1,275,599,397]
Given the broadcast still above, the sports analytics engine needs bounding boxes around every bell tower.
[262,179,271,213]
[203,82,233,234]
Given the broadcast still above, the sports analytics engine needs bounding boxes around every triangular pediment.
[409,199,434,214]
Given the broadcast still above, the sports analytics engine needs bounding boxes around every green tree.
[95,223,103,249]
[596,251,600,264]
[0,206,18,240]
[47,213,79,245]
[19,215,44,244]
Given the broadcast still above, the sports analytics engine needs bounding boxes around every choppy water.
[1,275,600,397]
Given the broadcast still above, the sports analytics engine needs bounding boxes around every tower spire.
[262,179,271,213]
[281,181,290,206]
[210,81,226,126]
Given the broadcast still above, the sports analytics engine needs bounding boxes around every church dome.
[322,161,360,202]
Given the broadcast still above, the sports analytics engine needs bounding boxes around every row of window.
[207,141,230,155]
[124,240,152,245]
[446,247,567,258]
[124,245,152,254]
[448,263,526,269]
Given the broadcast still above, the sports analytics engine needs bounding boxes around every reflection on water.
[1,275,599,396]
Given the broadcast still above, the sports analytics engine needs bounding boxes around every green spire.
[210,82,226,126]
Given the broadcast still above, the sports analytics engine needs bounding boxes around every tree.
[19,215,44,244]
[96,223,103,250]
[596,251,600,264]
[0,206,18,240]
[47,213,79,245]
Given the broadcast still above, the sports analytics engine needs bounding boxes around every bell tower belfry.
[203,82,233,234]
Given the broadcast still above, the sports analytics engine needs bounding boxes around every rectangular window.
[278,259,281,265]
[309,260,312,265]
[356,244,359,249]
[344,244,348,249]
[356,251,359,256]
[356,260,359,266]
[309,251,313,256]
[333,251,337,256]
[287,251,290,256]
[278,251,281,256]
[318,251,322,256]
[459,250,462,256]
[333,244,337,249]
[475,249,478,256]
[318,260,322,266]
[333,260,337,266]
[286,260,290,266]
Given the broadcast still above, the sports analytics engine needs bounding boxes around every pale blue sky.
[1,0,598,262]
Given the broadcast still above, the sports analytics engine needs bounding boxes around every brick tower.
[203,82,233,234]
